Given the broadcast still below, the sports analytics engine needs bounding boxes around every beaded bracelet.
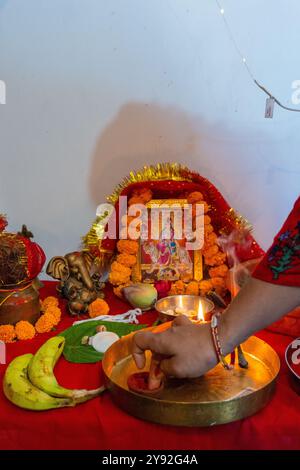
[210,312,233,370]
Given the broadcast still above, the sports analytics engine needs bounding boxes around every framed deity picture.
[136,199,203,283]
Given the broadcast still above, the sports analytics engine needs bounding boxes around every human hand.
[132,315,219,378]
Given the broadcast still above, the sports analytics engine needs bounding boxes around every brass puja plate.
[102,330,280,427]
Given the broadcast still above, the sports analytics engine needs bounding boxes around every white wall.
[0,0,299,276]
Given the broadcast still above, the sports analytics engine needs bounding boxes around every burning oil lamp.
[155,295,214,323]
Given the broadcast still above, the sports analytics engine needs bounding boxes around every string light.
[215,0,300,114]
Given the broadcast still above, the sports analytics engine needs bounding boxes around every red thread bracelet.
[210,312,232,370]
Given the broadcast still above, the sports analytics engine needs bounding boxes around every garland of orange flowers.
[108,189,229,298]
[0,296,111,343]
[0,296,62,343]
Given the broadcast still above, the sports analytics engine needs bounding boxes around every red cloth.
[0,281,300,450]
[253,196,300,287]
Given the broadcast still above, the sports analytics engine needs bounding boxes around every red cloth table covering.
[0,282,299,450]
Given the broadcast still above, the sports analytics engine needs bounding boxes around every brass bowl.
[155,295,215,322]
[103,331,280,427]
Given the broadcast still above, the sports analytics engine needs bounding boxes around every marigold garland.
[0,296,63,343]
[43,306,62,326]
[40,296,59,312]
[109,187,230,300]
[35,314,56,334]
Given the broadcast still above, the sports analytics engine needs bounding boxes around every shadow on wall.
[88,101,295,249]
[88,102,232,206]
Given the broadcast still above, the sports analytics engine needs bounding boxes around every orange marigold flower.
[41,296,59,312]
[0,324,16,343]
[206,253,227,267]
[204,215,211,225]
[35,314,55,334]
[185,281,199,296]
[199,280,213,295]
[192,201,209,216]
[170,280,186,295]
[204,244,219,258]
[211,276,227,295]
[116,253,137,268]
[15,321,35,340]
[211,277,226,288]
[109,271,131,286]
[111,261,131,277]
[117,239,139,255]
[204,223,214,234]
[88,298,110,318]
[113,282,132,299]
[187,191,204,204]
[132,188,153,203]
[44,306,62,326]
[128,196,143,206]
[205,232,218,246]
[209,264,229,278]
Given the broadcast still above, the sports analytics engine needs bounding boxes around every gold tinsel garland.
[82,162,251,253]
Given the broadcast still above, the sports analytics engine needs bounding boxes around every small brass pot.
[0,284,40,325]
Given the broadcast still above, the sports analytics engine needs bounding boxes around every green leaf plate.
[59,320,146,364]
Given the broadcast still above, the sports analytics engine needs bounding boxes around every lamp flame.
[197,301,204,322]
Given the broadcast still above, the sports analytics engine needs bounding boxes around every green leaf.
[59,321,146,364]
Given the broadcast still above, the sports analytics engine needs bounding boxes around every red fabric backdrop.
[0,282,299,450]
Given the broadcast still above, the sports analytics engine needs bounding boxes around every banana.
[28,336,104,402]
[3,354,73,411]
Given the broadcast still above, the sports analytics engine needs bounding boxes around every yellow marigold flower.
[88,298,110,318]
[209,264,229,278]
[41,296,59,312]
[185,281,199,296]
[44,306,62,326]
[199,280,213,295]
[116,253,137,268]
[15,321,35,340]
[0,324,16,343]
[117,239,139,255]
[35,314,55,334]
[187,191,204,204]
